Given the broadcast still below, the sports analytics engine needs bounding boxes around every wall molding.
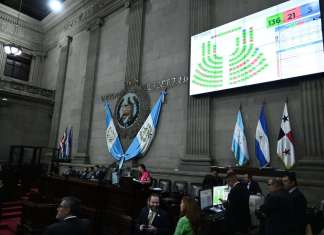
[0,78,55,103]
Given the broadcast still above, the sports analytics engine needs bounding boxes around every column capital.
[58,36,73,48]
[124,0,144,8]
[87,17,104,32]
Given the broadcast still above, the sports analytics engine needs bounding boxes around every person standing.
[259,178,293,235]
[223,172,251,235]
[173,196,200,235]
[243,173,262,195]
[282,172,307,235]
[202,168,223,189]
[138,164,152,185]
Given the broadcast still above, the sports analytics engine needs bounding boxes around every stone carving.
[101,75,188,101]
[0,10,43,50]
[44,0,125,50]
[111,87,150,139]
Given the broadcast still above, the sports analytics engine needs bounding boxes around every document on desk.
[132,178,140,183]
[209,207,223,213]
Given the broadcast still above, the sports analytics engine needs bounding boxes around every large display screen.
[190,0,324,95]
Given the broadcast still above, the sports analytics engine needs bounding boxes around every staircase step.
[1,206,22,213]
[0,223,9,230]
[2,201,22,208]
[0,218,21,233]
[0,229,13,235]
[1,211,22,219]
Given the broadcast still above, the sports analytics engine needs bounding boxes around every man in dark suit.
[259,178,293,235]
[202,168,223,189]
[135,193,170,235]
[282,172,307,235]
[223,172,251,235]
[43,196,90,235]
[243,173,262,195]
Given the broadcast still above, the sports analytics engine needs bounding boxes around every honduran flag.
[255,105,270,168]
[104,100,124,161]
[277,102,295,169]
[125,91,166,161]
[231,110,249,166]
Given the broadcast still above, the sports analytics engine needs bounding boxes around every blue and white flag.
[65,126,73,160]
[104,100,124,161]
[231,110,249,166]
[125,91,167,161]
[255,105,270,168]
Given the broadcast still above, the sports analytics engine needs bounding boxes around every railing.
[0,78,55,102]
[9,145,58,166]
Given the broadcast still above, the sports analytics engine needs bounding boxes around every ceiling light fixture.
[49,0,63,13]
[4,0,23,56]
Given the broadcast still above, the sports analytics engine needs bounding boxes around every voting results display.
[190,0,324,95]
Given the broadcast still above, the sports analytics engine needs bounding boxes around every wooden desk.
[19,176,150,235]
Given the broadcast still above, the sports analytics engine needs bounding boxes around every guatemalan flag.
[231,110,249,166]
[125,91,166,161]
[104,100,124,161]
[255,105,270,168]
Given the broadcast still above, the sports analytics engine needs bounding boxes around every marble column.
[48,36,72,148]
[0,43,7,75]
[180,0,212,171]
[74,19,103,164]
[300,78,324,162]
[29,55,44,87]
[124,0,144,88]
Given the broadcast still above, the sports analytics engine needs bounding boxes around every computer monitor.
[213,185,229,206]
[199,189,212,210]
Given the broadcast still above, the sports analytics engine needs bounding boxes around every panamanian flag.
[277,103,295,169]
[104,100,124,161]
[231,110,249,166]
[125,91,166,161]
[255,105,270,168]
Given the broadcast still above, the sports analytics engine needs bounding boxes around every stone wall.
[0,97,52,162]
[33,0,324,206]
[3,0,324,207]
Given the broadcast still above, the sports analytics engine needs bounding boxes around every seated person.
[86,167,95,180]
[62,166,73,177]
[243,173,262,195]
[43,196,90,235]
[135,193,170,235]
[138,164,152,185]
[79,168,89,179]
[173,196,200,235]
[202,168,223,189]
[94,166,107,181]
